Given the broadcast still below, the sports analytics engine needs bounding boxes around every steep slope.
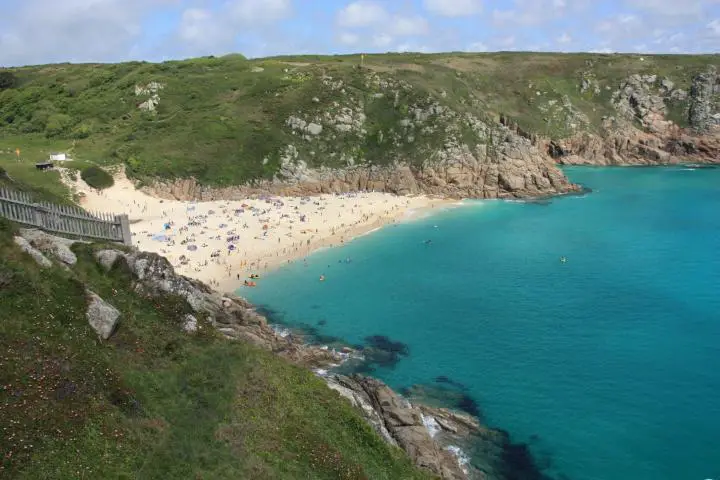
[0,218,433,479]
[1,53,718,200]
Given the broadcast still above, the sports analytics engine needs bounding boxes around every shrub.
[45,113,73,137]
[0,71,18,89]
[81,166,114,190]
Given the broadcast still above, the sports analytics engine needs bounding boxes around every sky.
[0,0,718,66]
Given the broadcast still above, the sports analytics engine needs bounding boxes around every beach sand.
[61,169,452,292]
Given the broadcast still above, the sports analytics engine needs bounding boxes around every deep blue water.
[241,166,720,480]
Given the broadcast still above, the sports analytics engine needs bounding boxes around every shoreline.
[59,168,456,294]
[222,198,457,292]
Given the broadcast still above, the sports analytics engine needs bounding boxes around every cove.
[241,166,720,480]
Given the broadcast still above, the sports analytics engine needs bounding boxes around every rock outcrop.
[19,228,78,265]
[13,235,52,268]
[325,374,541,480]
[549,67,720,166]
[326,375,471,479]
[143,132,579,201]
[95,247,345,368]
[689,66,720,133]
[85,290,120,339]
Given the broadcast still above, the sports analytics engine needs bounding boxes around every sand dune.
[60,168,450,292]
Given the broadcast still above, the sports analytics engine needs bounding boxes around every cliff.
[1,53,718,202]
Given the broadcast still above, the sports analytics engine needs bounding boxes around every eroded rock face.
[689,66,720,133]
[143,129,579,201]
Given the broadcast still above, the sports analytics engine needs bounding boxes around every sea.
[241,166,720,480]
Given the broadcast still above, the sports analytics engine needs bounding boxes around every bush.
[81,166,114,190]
[45,113,73,137]
[0,71,18,89]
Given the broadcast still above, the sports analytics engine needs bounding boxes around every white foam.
[445,445,471,475]
[314,368,328,376]
[357,226,382,238]
[421,414,442,438]
[271,325,291,338]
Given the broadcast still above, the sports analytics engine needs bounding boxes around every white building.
[49,153,68,161]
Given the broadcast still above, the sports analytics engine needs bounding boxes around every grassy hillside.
[0,52,717,190]
[0,218,431,479]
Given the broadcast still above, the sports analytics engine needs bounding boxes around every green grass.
[0,218,431,479]
[1,52,717,188]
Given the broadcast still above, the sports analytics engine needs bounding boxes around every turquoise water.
[242,167,720,480]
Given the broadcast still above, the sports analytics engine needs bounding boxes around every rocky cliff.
[549,67,720,166]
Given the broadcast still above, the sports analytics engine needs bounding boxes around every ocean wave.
[357,227,382,237]
[271,325,291,338]
[445,445,471,475]
[421,413,442,438]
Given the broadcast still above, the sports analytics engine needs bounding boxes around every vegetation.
[0,53,717,190]
[0,71,18,90]
[81,165,114,190]
[0,217,431,479]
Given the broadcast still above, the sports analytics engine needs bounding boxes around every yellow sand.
[61,169,452,292]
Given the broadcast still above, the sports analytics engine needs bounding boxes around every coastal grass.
[0,218,431,480]
[1,52,716,188]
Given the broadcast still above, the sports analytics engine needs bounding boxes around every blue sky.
[0,0,718,66]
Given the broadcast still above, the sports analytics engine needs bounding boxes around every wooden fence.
[0,187,132,246]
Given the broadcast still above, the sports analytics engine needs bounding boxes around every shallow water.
[242,166,720,480]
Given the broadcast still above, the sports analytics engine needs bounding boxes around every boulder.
[19,228,78,265]
[13,236,52,268]
[95,249,124,271]
[86,290,120,339]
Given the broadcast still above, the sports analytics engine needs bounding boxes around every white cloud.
[0,0,167,66]
[491,0,581,26]
[392,16,430,36]
[336,1,388,28]
[596,13,640,34]
[556,32,571,44]
[228,0,292,24]
[494,35,516,49]
[466,41,488,51]
[590,47,615,53]
[624,0,710,16]
[708,19,720,36]
[423,0,482,17]
[372,33,394,47]
[338,32,360,45]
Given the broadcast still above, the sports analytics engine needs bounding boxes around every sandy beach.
[61,169,452,292]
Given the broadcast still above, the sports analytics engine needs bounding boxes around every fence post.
[119,214,132,246]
